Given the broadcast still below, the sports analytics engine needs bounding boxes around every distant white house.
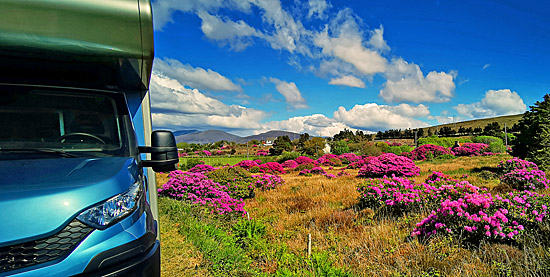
[323,143,331,154]
[263,140,273,146]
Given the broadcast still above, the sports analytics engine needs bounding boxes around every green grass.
[179,156,251,167]
[159,197,258,276]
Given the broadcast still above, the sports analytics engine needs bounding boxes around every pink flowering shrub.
[281,160,299,170]
[500,169,550,190]
[256,149,269,156]
[406,144,454,161]
[453,143,489,156]
[357,174,482,215]
[298,169,312,176]
[357,153,420,178]
[178,152,188,157]
[498,157,539,174]
[187,164,216,174]
[412,190,550,244]
[338,153,361,164]
[258,162,286,174]
[252,174,285,190]
[235,160,260,170]
[295,156,315,165]
[310,166,326,175]
[202,150,212,156]
[157,171,246,215]
[317,154,342,166]
[346,156,375,169]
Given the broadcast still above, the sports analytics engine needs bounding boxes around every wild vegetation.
[160,94,550,276]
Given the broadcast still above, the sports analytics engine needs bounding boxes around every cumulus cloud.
[152,0,253,30]
[153,58,242,92]
[454,89,527,118]
[150,73,266,130]
[329,75,365,88]
[333,103,430,131]
[380,58,456,103]
[269,78,309,109]
[368,26,390,52]
[313,10,387,75]
[197,11,261,51]
[307,0,330,19]
[260,114,354,137]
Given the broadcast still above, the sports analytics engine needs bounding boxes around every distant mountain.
[175,130,241,144]
[174,129,303,144]
[237,130,301,143]
[172,130,199,137]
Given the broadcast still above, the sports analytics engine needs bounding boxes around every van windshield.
[0,89,130,159]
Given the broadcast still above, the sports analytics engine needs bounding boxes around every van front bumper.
[75,235,160,277]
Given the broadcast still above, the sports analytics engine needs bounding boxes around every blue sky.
[149,0,550,137]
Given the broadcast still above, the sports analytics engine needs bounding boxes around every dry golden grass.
[243,156,525,275]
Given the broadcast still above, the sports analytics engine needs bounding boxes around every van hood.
[0,157,139,246]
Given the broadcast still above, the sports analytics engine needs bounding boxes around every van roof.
[0,0,154,92]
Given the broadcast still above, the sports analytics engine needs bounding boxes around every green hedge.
[418,136,472,147]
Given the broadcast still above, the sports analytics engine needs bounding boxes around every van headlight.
[77,180,143,229]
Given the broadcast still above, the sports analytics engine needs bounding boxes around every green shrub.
[385,145,413,155]
[418,136,472,147]
[295,163,314,172]
[179,158,204,171]
[331,140,350,155]
[277,151,300,163]
[207,166,255,199]
[435,154,455,160]
[473,136,506,153]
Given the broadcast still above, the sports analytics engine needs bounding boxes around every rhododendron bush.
[405,144,454,160]
[357,153,420,178]
[498,158,550,190]
[452,143,489,156]
[358,160,550,245]
[158,171,246,215]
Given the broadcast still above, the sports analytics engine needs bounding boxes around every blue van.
[0,0,176,275]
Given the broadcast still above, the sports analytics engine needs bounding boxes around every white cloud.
[368,26,390,52]
[427,115,459,124]
[380,58,456,103]
[483,64,491,70]
[150,73,266,130]
[269,78,309,109]
[307,0,330,19]
[197,11,261,51]
[454,89,527,118]
[261,114,353,137]
[152,0,253,30]
[314,12,387,75]
[333,103,430,131]
[329,75,365,88]
[153,58,242,92]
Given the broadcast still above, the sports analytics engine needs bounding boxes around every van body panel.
[0,157,138,246]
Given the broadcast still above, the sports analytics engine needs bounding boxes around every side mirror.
[139,130,178,172]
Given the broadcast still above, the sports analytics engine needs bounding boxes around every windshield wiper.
[0,148,79,158]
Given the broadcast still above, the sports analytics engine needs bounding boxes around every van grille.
[0,219,93,273]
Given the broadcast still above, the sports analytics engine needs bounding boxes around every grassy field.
[422,114,522,134]
[158,154,550,276]
[179,156,257,167]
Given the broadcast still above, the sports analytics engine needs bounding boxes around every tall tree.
[303,137,326,157]
[269,135,292,156]
[513,94,550,169]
